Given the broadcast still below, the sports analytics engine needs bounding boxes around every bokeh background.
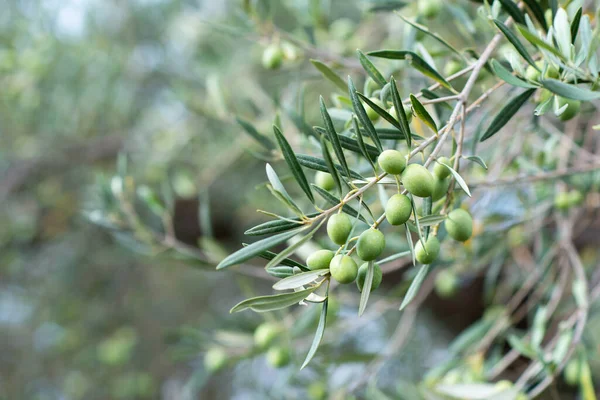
[1,0,599,399]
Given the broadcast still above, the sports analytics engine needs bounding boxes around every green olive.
[306,249,335,270]
[554,191,572,210]
[418,0,442,18]
[545,64,560,79]
[262,44,284,70]
[315,171,335,191]
[538,88,553,104]
[327,213,352,245]
[434,269,459,298]
[329,255,358,284]
[378,149,407,175]
[433,157,452,179]
[356,229,386,261]
[365,97,384,121]
[385,194,412,225]
[564,358,581,386]
[568,190,584,206]
[557,97,581,121]
[266,346,291,368]
[432,177,449,202]
[204,347,227,372]
[444,60,463,77]
[307,382,327,400]
[281,41,300,61]
[402,164,435,198]
[388,105,413,124]
[254,322,281,348]
[356,262,383,292]
[444,208,473,242]
[415,235,440,264]
[524,65,540,81]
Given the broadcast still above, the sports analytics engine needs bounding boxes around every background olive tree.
[1,0,600,399]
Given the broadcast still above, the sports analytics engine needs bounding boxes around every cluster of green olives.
[261,41,301,70]
[308,150,474,285]
[554,189,584,210]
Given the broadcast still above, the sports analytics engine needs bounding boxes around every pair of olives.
[308,249,383,290]
[326,214,386,261]
[253,322,290,368]
[262,42,300,70]
[554,190,584,210]
[378,149,436,198]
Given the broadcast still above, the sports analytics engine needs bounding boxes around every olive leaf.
[273,125,314,203]
[236,117,275,149]
[245,213,319,236]
[507,334,537,359]
[379,250,411,265]
[356,92,404,132]
[265,219,325,269]
[358,260,375,316]
[497,0,525,24]
[319,135,343,194]
[399,264,430,311]
[390,76,412,147]
[418,214,447,226]
[296,154,363,180]
[437,161,472,197]
[405,226,416,266]
[273,269,330,291]
[570,7,582,44]
[314,126,380,160]
[216,227,306,269]
[522,0,547,31]
[256,248,307,269]
[319,96,351,178]
[265,163,304,217]
[348,76,383,152]
[516,25,565,60]
[368,50,453,91]
[351,117,376,171]
[493,19,538,70]
[285,107,319,139]
[310,59,348,91]
[410,94,437,133]
[490,60,538,89]
[357,49,386,87]
[266,265,296,278]
[230,286,320,313]
[449,318,495,354]
[464,155,488,170]
[480,88,536,142]
[301,295,329,369]
[540,79,600,101]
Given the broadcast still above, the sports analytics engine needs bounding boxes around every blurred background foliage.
[1,0,599,399]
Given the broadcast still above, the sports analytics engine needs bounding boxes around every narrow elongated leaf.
[301,296,328,369]
[376,128,424,141]
[390,76,412,147]
[314,127,380,159]
[507,334,537,359]
[256,248,307,269]
[319,96,351,178]
[245,213,318,236]
[358,261,375,316]
[553,8,571,58]
[480,89,536,142]
[319,135,343,194]
[266,265,295,278]
[353,116,376,170]
[551,328,573,365]
[493,19,538,69]
[405,225,416,266]
[348,76,383,152]
[410,195,426,247]
[273,125,314,203]
[356,92,403,132]
[368,1,407,12]
[217,228,305,269]
[273,269,330,290]
[266,220,325,269]
[368,50,453,91]
[541,79,600,100]
[418,214,447,226]
[311,184,369,224]
[491,59,538,88]
[522,0,548,31]
[396,14,462,57]
[531,306,547,350]
[399,264,430,310]
[516,25,565,59]
[357,50,386,87]
[571,8,582,44]
[236,117,275,149]
[410,94,437,132]
[230,286,319,313]
[266,184,304,218]
[296,154,363,180]
[498,0,525,24]
[437,161,472,197]
[310,59,347,91]
[464,155,488,169]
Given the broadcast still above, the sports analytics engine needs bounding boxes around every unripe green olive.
[554,191,572,210]
[356,229,386,261]
[254,322,281,348]
[204,347,227,372]
[564,358,581,386]
[545,64,560,79]
[378,149,407,175]
[262,44,284,70]
[434,269,459,298]
[307,382,327,400]
[524,65,540,81]
[266,346,290,368]
[557,97,581,121]
[327,213,352,245]
[388,105,413,124]
[356,262,383,292]
[538,88,553,104]
[385,194,412,225]
[433,157,452,179]
[418,0,442,18]
[306,249,334,270]
[402,164,435,198]
[444,208,473,242]
[365,97,384,121]
[415,235,440,264]
[329,255,358,284]
[281,41,300,61]
[444,60,462,77]
[432,177,449,201]
[315,171,335,191]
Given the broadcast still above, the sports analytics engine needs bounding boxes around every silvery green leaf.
[236,117,275,149]
[311,184,369,224]
[266,265,295,278]
[273,126,315,203]
[245,213,318,236]
[541,79,600,100]
[310,59,347,91]
[491,60,538,88]
[418,214,447,227]
[266,219,325,269]
[517,25,565,60]
[230,286,319,313]
[437,161,472,197]
[410,94,437,132]
[480,89,536,142]
[349,76,383,152]
[551,327,573,365]
[405,226,416,266]
[358,261,375,316]
[399,264,429,310]
[296,154,363,180]
[531,306,547,350]
[396,14,463,58]
[435,383,515,400]
[379,251,411,265]
[553,8,572,59]
[464,155,488,169]
[570,7,582,44]
[572,279,588,308]
[522,0,548,31]
[534,93,553,116]
[301,297,328,369]
[507,334,537,359]
[357,49,386,87]
[390,76,412,147]
[493,19,538,69]
[273,269,330,291]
